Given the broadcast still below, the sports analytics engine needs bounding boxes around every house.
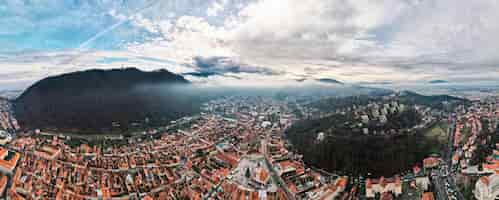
[0,174,7,196]
[421,192,434,200]
[253,167,270,185]
[365,176,402,198]
[475,174,499,200]
[361,115,370,124]
[423,157,440,169]
[34,145,61,160]
[0,147,20,174]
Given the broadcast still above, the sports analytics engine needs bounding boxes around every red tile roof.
[421,192,435,200]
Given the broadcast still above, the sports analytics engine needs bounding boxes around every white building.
[317,132,325,141]
[361,115,370,124]
[379,115,388,124]
[475,174,499,200]
[371,109,380,118]
[0,130,11,145]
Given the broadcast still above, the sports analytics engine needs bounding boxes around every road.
[262,129,296,200]
[432,118,465,200]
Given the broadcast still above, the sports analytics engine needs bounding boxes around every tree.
[245,168,251,178]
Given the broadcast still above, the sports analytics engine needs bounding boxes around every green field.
[424,122,449,143]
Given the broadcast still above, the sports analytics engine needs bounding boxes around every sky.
[1,0,499,90]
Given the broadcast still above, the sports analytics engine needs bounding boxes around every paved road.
[262,131,296,200]
[432,119,465,200]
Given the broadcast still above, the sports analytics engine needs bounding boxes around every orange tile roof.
[366,179,372,189]
[279,160,293,169]
[480,176,489,186]
[258,169,269,183]
[483,163,499,171]
[336,177,347,188]
[288,182,298,194]
[0,148,7,158]
[0,174,7,193]
[250,191,258,200]
[0,151,19,172]
[101,187,111,200]
[7,188,25,200]
[423,157,439,168]
[216,152,238,167]
[143,195,153,200]
[421,192,435,200]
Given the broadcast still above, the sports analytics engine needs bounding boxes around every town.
[0,94,497,200]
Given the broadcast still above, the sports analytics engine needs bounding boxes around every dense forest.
[286,117,446,176]
[286,129,444,176]
[14,68,203,133]
[286,96,449,176]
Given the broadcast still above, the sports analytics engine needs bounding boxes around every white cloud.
[2,0,499,89]
[206,0,229,16]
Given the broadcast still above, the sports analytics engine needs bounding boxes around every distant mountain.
[429,80,448,84]
[0,90,23,100]
[398,91,469,110]
[14,68,200,133]
[316,78,343,84]
[183,71,218,78]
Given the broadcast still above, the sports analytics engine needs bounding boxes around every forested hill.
[309,91,468,113]
[14,68,200,133]
[398,91,469,110]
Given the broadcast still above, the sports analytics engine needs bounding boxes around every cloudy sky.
[1,0,499,90]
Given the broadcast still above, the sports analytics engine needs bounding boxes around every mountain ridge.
[14,68,198,133]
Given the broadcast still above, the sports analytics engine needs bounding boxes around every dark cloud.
[316,78,343,84]
[182,71,218,78]
[429,80,448,84]
[356,81,393,85]
[186,56,283,78]
[182,71,242,80]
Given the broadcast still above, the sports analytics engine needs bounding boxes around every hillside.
[285,91,463,176]
[14,68,200,132]
[398,91,469,110]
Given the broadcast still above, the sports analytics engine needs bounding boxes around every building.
[361,115,370,124]
[0,131,11,145]
[34,145,61,160]
[253,167,270,185]
[475,174,499,200]
[365,176,402,198]
[423,157,440,169]
[316,132,325,141]
[0,147,19,174]
[371,109,380,118]
[452,153,460,165]
[421,192,434,200]
[0,174,7,196]
[379,115,388,124]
